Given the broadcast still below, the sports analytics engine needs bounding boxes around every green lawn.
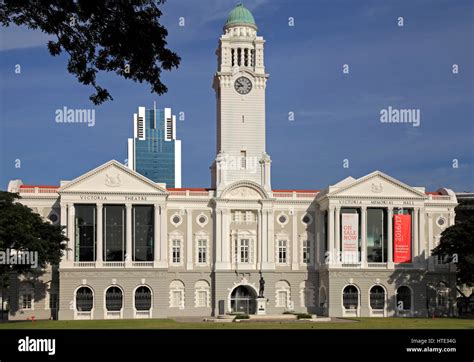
[0,317,472,329]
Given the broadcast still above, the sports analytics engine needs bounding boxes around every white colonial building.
[7,4,457,320]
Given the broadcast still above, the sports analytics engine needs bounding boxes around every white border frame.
[74,285,94,320]
[133,284,153,319]
[103,285,124,319]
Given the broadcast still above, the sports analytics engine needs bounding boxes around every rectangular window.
[172,239,181,264]
[240,150,246,169]
[240,239,249,263]
[133,205,154,261]
[74,204,96,261]
[104,205,126,261]
[278,240,287,264]
[233,211,242,222]
[367,208,388,262]
[197,239,207,264]
[277,291,288,308]
[197,291,207,307]
[137,117,144,139]
[245,211,253,222]
[340,208,361,263]
[166,118,173,140]
[21,294,32,309]
[171,291,182,308]
[302,240,311,263]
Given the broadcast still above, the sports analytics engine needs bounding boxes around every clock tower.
[211,3,271,193]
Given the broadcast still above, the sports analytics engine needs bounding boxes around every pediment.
[329,171,426,199]
[220,180,269,200]
[58,160,167,194]
[226,186,262,199]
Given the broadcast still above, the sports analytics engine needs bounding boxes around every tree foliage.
[0,0,180,104]
[432,216,474,287]
[0,192,67,275]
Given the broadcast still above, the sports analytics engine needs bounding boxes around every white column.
[215,209,222,267]
[291,210,299,270]
[267,210,275,266]
[448,210,455,226]
[334,207,340,264]
[159,206,168,268]
[154,204,161,267]
[232,48,237,66]
[257,209,262,269]
[186,209,193,270]
[315,209,321,265]
[67,203,75,262]
[96,203,103,266]
[262,209,268,265]
[413,207,419,263]
[328,206,334,266]
[222,210,231,267]
[361,206,367,267]
[387,207,393,266]
[419,209,426,261]
[125,204,132,265]
[60,204,68,265]
[428,213,434,269]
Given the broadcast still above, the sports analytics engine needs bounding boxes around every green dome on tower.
[225,3,256,28]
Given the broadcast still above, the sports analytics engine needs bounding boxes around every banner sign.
[393,214,411,263]
[341,213,359,263]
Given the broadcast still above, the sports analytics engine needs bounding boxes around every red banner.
[393,214,411,263]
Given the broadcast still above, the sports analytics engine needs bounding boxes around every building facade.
[127,105,181,188]
[6,4,458,321]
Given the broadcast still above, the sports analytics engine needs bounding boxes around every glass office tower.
[127,105,181,188]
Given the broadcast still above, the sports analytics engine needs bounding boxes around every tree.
[432,216,474,289]
[0,191,67,276]
[0,0,180,104]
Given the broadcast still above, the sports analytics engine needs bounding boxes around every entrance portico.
[58,160,168,269]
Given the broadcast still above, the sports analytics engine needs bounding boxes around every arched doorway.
[230,285,257,314]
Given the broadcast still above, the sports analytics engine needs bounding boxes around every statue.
[258,272,265,298]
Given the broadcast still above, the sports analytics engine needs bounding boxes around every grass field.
[0,317,472,329]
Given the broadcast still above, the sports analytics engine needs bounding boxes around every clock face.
[234,76,252,95]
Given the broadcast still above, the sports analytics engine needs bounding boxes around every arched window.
[169,280,185,309]
[343,285,359,310]
[396,286,411,311]
[135,286,152,311]
[194,280,210,308]
[369,286,385,310]
[275,280,291,309]
[76,287,93,312]
[105,286,123,311]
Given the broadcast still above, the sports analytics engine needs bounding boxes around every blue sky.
[0,0,473,191]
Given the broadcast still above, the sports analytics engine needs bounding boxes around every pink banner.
[393,214,411,263]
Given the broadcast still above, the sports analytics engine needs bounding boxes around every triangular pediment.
[58,160,167,194]
[329,171,426,198]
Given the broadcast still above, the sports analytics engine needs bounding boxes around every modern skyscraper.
[127,105,181,188]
